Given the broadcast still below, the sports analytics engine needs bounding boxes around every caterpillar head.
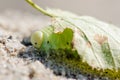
[31,31,44,49]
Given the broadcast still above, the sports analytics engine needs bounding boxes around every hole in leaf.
[47,41,49,44]
[66,42,69,45]
[35,42,37,45]
[105,72,108,74]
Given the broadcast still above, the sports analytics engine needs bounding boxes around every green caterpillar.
[26,0,120,79]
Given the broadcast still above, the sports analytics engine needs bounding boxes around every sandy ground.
[0,11,109,80]
[0,11,77,80]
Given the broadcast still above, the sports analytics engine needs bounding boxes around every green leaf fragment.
[101,42,115,68]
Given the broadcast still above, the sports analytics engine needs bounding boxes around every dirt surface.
[0,11,109,80]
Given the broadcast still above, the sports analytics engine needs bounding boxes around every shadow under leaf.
[18,38,109,80]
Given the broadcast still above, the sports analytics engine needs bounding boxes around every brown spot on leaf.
[94,34,108,45]
[86,41,92,48]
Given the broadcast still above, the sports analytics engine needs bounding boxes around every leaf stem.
[26,0,54,17]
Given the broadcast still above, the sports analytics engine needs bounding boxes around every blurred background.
[0,0,120,26]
